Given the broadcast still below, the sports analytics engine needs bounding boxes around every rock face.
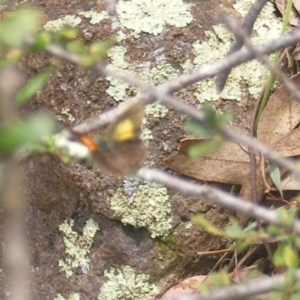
[0,0,244,298]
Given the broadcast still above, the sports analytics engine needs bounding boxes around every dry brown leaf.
[293,44,300,61]
[257,73,300,147]
[274,0,300,27]
[293,0,300,15]
[165,138,249,185]
[278,172,300,190]
[273,126,300,156]
[165,73,300,197]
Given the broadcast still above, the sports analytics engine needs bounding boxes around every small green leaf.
[30,31,52,52]
[225,224,247,239]
[66,41,87,54]
[191,214,225,236]
[293,236,300,249]
[0,113,56,155]
[188,139,222,157]
[231,240,251,252]
[273,244,285,267]
[0,8,41,47]
[268,163,283,197]
[277,207,297,227]
[184,117,214,138]
[184,104,232,138]
[89,40,111,61]
[282,246,298,268]
[291,293,300,300]
[15,67,55,105]
[210,270,231,287]
[267,225,281,235]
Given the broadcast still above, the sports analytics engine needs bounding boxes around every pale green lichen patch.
[97,265,158,300]
[145,103,168,118]
[43,15,82,31]
[106,46,176,118]
[182,0,282,102]
[58,218,99,278]
[54,293,80,300]
[116,0,193,36]
[56,107,76,123]
[78,10,109,24]
[111,183,172,238]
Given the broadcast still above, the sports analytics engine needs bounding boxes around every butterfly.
[69,101,146,176]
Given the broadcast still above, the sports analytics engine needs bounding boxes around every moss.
[152,238,179,277]
[111,183,172,238]
[58,218,99,278]
[97,266,158,300]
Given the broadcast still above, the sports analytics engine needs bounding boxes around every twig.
[163,267,300,300]
[30,28,300,98]
[138,168,300,234]
[215,0,269,92]
[219,14,300,103]
[0,68,30,300]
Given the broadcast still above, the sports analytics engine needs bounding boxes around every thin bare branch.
[32,28,300,96]
[161,268,300,300]
[220,14,300,102]
[215,0,269,92]
[138,168,300,233]
[157,30,300,95]
[0,68,30,300]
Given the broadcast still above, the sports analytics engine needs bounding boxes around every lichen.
[43,15,82,32]
[145,103,168,118]
[58,218,99,278]
[78,10,109,24]
[56,107,75,123]
[116,0,193,36]
[181,0,282,102]
[106,46,177,119]
[97,265,158,300]
[111,183,172,238]
[54,293,80,300]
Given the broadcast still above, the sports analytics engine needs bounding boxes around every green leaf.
[293,236,300,249]
[276,207,296,227]
[0,8,41,47]
[268,163,283,197]
[15,67,55,105]
[267,225,281,235]
[210,270,231,287]
[184,117,214,138]
[282,246,298,268]
[231,240,251,252]
[89,40,111,61]
[184,104,232,138]
[273,244,285,267]
[0,113,56,155]
[188,138,222,157]
[291,293,300,300]
[30,31,52,52]
[225,224,247,239]
[66,41,87,54]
